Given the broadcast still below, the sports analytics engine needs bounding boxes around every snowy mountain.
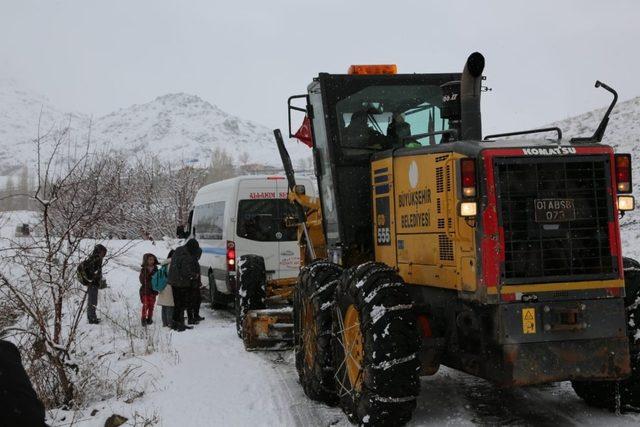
[0,80,310,174]
[0,78,88,174]
[90,92,310,166]
[548,96,640,158]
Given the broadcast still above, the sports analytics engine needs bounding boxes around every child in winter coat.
[139,253,159,326]
[157,250,175,328]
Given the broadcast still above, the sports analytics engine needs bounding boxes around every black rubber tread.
[235,255,266,338]
[572,257,640,410]
[331,262,420,426]
[208,271,228,310]
[294,260,343,405]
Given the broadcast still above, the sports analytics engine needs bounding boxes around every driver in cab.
[342,110,389,150]
[387,113,420,148]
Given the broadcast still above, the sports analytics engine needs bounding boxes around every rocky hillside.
[548,96,640,156]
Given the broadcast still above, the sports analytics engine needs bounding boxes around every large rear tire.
[332,262,420,426]
[572,257,640,410]
[294,260,343,404]
[235,255,266,338]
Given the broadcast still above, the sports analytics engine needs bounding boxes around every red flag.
[293,116,313,147]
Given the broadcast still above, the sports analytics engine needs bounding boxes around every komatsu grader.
[238,52,640,425]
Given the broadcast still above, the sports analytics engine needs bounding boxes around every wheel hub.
[343,304,364,391]
[302,300,317,367]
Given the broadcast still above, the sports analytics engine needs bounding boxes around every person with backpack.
[139,253,160,326]
[154,249,175,329]
[168,239,202,330]
[77,244,107,324]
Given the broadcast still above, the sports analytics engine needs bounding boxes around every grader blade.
[242,307,293,351]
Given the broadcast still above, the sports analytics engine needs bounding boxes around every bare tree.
[3,175,16,211]
[0,120,133,407]
[204,147,236,184]
[168,164,205,229]
[113,155,204,239]
[238,151,250,166]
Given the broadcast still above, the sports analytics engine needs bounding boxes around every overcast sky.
[1,0,639,135]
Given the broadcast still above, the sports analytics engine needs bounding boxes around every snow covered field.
[18,236,634,427]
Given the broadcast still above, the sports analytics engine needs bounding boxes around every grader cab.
[240,52,640,425]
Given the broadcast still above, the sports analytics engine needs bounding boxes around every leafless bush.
[118,155,205,239]
[0,119,139,407]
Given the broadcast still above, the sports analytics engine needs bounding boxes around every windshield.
[335,84,449,155]
[236,199,297,242]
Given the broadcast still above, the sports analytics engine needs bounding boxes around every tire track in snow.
[263,351,345,426]
[209,308,345,426]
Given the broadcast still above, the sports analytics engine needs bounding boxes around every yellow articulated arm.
[287,189,326,264]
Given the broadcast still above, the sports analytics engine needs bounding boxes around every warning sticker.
[522,308,536,334]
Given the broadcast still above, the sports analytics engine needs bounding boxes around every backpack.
[76,260,89,286]
[152,264,169,292]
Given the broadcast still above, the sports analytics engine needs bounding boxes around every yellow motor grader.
[238,52,640,425]
[264,53,640,425]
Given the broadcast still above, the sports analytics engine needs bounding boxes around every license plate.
[534,199,575,223]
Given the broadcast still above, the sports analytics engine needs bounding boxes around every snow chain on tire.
[294,260,343,405]
[572,257,640,410]
[235,255,266,338]
[332,262,420,426]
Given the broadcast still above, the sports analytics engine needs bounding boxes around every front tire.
[235,255,266,338]
[332,262,420,426]
[294,260,343,404]
[572,257,640,410]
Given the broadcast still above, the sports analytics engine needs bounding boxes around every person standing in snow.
[157,249,175,329]
[139,253,160,326]
[189,274,205,325]
[77,244,107,324]
[169,239,202,330]
[187,244,205,325]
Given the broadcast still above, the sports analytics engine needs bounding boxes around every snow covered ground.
[40,238,346,427]
[0,209,638,426]
[22,237,635,427]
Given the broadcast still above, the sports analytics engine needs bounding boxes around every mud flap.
[242,307,293,351]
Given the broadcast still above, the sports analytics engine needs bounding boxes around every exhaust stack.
[460,52,485,140]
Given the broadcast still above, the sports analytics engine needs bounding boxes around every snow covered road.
[151,309,346,427]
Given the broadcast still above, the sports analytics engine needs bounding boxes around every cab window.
[335,84,449,155]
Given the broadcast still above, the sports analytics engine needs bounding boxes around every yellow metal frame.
[287,190,327,265]
[371,152,477,292]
